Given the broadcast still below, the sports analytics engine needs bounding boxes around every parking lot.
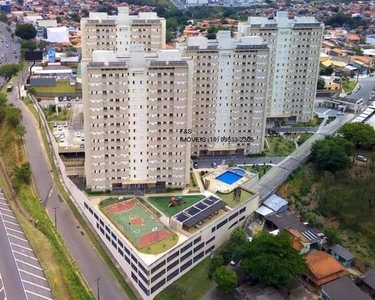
[0,189,53,300]
[0,272,6,300]
[51,103,84,149]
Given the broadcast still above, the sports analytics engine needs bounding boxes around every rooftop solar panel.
[196,202,208,210]
[183,201,226,228]
[176,213,189,222]
[187,207,200,216]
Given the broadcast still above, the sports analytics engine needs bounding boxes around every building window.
[151,260,166,274]
[216,219,228,229]
[167,269,179,282]
[206,236,215,245]
[151,269,166,283]
[180,250,192,262]
[180,260,192,272]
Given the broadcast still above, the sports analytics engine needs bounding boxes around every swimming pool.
[231,168,246,176]
[216,171,243,185]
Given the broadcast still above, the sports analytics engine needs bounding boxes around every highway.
[6,72,130,299]
[0,22,20,90]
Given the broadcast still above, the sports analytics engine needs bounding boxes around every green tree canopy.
[15,23,37,40]
[0,64,21,80]
[213,266,237,293]
[6,106,22,128]
[311,136,353,174]
[317,78,325,90]
[339,122,375,149]
[21,39,37,51]
[240,232,307,287]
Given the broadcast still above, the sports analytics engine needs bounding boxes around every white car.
[53,122,58,128]
[59,137,65,143]
[76,132,81,137]
[58,125,63,131]
[81,136,85,142]
[54,131,60,138]
[64,121,69,127]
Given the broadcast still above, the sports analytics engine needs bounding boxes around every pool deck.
[202,167,257,193]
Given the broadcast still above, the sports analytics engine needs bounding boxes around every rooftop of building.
[322,276,371,300]
[330,244,355,261]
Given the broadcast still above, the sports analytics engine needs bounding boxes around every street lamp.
[95,277,101,300]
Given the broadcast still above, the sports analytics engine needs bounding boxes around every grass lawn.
[343,81,357,93]
[34,80,77,95]
[265,136,295,157]
[43,106,72,122]
[155,257,213,300]
[291,115,323,128]
[244,165,272,178]
[147,194,205,217]
[216,189,252,207]
[297,133,313,146]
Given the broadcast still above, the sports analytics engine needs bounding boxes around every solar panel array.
[175,196,226,228]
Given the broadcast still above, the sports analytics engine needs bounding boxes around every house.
[285,226,316,255]
[255,194,288,218]
[346,34,361,44]
[330,244,355,267]
[305,251,347,286]
[321,276,371,300]
[319,76,341,91]
[330,48,344,57]
[350,55,374,73]
[357,269,375,297]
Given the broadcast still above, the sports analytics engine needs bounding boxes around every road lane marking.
[5,227,24,235]
[16,259,42,271]
[8,233,28,242]
[25,290,53,300]
[19,270,47,281]
[14,250,38,261]
[0,202,9,208]
[3,220,19,226]
[22,280,50,291]
[10,242,33,252]
[0,213,16,219]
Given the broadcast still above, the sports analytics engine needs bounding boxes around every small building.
[321,276,371,300]
[346,34,361,44]
[330,244,355,267]
[305,251,347,286]
[357,269,375,298]
[285,226,319,255]
[262,194,288,213]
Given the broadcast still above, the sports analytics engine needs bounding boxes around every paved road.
[6,76,130,299]
[346,76,375,104]
[0,189,53,300]
[194,155,284,168]
[0,272,7,300]
[0,22,20,89]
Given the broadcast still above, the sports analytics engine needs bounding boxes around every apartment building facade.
[81,6,166,58]
[82,47,192,191]
[239,11,324,124]
[180,31,270,156]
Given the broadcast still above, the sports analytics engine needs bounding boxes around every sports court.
[101,198,175,251]
[148,194,205,217]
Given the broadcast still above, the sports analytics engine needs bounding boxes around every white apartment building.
[81,46,193,191]
[239,11,324,124]
[179,31,271,156]
[81,7,166,58]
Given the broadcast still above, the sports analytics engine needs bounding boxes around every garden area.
[216,189,252,208]
[291,115,323,128]
[244,165,272,178]
[147,194,205,217]
[43,105,72,122]
[265,136,295,157]
[34,80,78,95]
[343,80,356,93]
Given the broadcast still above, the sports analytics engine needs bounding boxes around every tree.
[81,9,89,18]
[209,254,224,278]
[206,33,216,40]
[6,106,22,128]
[14,162,31,184]
[166,30,174,43]
[15,125,26,138]
[324,226,341,245]
[213,266,237,293]
[0,12,7,23]
[311,137,352,175]
[339,122,375,149]
[15,23,37,40]
[317,78,325,90]
[28,87,36,96]
[21,39,37,50]
[0,64,21,80]
[319,66,334,76]
[240,232,307,287]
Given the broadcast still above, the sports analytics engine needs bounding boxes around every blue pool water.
[232,168,246,176]
[216,171,243,185]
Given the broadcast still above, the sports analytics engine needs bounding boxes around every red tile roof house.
[346,34,361,44]
[305,251,348,287]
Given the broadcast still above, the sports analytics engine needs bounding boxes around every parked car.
[230,260,237,266]
[75,97,80,101]
[64,121,69,127]
[193,162,199,169]
[356,155,368,162]
[80,144,84,148]
[63,96,67,101]
[58,125,63,131]
[211,162,217,168]
[59,136,65,143]
[76,132,81,137]
[81,136,85,142]
[347,91,352,95]
[53,122,58,128]
[67,96,71,101]
[67,103,72,108]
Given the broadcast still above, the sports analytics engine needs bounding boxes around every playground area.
[147,194,206,217]
[101,198,178,254]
